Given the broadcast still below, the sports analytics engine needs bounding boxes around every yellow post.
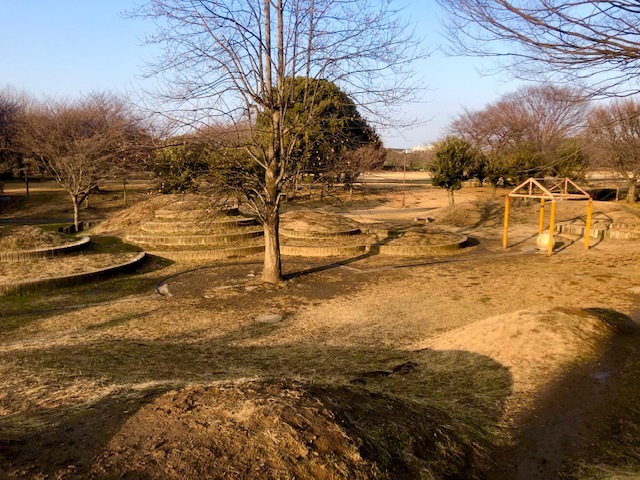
[503,196,510,249]
[548,200,557,256]
[585,199,593,250]
[538,198,546,235]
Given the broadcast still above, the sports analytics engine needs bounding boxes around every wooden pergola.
[503,177,593,255]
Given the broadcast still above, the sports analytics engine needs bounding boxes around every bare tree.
[20,93,150,229]
[130,0,424,283]
[437,0,640,96]
[587,99,640,203]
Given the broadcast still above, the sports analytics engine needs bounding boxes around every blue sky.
[0,0,521,149]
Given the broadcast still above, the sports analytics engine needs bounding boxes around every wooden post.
[538,198,545,235]
[585,199,593,250]
[503,196,510,249]
[402,151,406,208]
[548,200,557,255]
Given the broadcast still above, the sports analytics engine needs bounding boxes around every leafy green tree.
[430,136,477,205]
[153,143,210,194]
[271,77,382,181]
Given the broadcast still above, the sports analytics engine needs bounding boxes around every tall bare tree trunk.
[262,203,282,283]
[262,161,282,283]
[628,180,637,203]
[448,189,455,206]
[71,195,80,231]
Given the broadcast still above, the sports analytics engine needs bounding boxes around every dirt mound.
[0,225,71,251]
[90,381,488,479]
[384,225,463,246]
[281,210,361,233]
[413,308,614,414]
[430,201,507,228]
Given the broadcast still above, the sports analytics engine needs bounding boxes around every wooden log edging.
[607,229,640,240]
[0,252,146,296]
[148,245,265,261]
[377,235,468,256]
[141,218,256,233]
[0,236,91,263]
[280,244,368,257]
[126,230,264,247]
[555,224,605,240]
[279,228,361,239]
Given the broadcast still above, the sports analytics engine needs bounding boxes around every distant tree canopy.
[587,98,640,203]
[19,93,151,228]
[0,88,27,178]
[449,84,589,190]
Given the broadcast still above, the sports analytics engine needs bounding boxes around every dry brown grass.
[1,182,640,478]
[0,225,73,251]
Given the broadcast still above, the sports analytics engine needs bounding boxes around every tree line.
[0,80,385,231]
[428,84,640,205]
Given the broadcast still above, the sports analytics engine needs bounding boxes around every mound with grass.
[0,226,72,252]
[281,210,361,235]
[90,381,490,480]
[414,307,618,415]
[384,225,464,246]
[430,199,639,231]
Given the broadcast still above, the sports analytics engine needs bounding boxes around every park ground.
[0,173,639,479]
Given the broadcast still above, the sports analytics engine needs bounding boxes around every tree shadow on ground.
[486,308,640,479]
[0,323,513,479]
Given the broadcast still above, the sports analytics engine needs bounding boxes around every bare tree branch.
[437,0,640,96]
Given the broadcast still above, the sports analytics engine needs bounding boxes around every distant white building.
[411,144,434,152]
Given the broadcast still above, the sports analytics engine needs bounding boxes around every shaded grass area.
[0,254,515,478]
[0,338,513,478]
[0,251,172,328]
[559,317,640,479]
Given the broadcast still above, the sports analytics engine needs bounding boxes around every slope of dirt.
[429,199,638,230]
[89,196,176,236]
[89,380,490,480]
[414,307,640,479]
[414,308,614,417]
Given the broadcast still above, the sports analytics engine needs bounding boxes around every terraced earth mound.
[279,210,370,257]
[118,197,264,261]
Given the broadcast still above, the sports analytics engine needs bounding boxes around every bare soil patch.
[382,225,463,246]
[281,210,362,233]
[90,380,493,480]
